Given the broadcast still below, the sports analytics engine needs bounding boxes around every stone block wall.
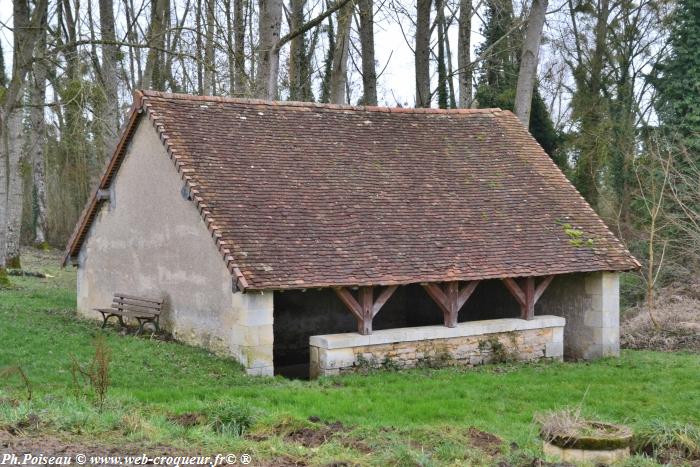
[231,291,275,376]
[537,272,620,360]
[309,316,565,378]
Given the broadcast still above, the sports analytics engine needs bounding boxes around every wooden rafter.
[334,285,398,335]
[501,275,554,320]
[422,280,480,327]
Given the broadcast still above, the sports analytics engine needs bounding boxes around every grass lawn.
[1,249,699,466]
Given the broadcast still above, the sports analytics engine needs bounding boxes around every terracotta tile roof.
[65,90,639,291]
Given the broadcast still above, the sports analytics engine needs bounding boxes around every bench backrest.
[112,293,163,316]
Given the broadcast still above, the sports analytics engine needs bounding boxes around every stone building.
[64,91,639,377]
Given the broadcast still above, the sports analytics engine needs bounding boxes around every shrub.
[70,335,111,410]
[207,400,258,437]
[633,420,700,461]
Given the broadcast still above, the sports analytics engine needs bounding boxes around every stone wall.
[309,316,565,378]
[537,272,620,359]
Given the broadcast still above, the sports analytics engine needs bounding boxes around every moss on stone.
[544,423,633,450]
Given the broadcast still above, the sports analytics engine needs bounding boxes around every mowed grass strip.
[0,250,698,465]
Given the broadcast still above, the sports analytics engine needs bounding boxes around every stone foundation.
[309,315,565,378]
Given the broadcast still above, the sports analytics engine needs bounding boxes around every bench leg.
[136,318,159,335]
[154,315,160,333]
[100,312,109,329]
[118,315,126,329]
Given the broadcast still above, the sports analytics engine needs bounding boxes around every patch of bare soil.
[468,427,503,455]
[0,429,205,466]
[622,284,700,352]
[284,420,346,448]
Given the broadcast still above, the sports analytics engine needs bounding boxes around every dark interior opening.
[272,280,521,378]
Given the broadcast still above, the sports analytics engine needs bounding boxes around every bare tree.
[255,0,284,98]
[98,0,121,156]
[0,0,49,278]
[329,1,353,104]
[143,0,170,90]
[203,0,216,95]
[514,0,548,124]
[29,0,49,248]
[415,0,432,107]
[233,0,247,94]
[289,0,313,100]
[357,0,377,105]
[258,0,352,99]
[457,0,471,107]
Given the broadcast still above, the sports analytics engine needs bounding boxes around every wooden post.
[334,285,398,335]
[422,281,479,327]
[523,277,535,320]
[358,286,373,334]
[501,275,554,320]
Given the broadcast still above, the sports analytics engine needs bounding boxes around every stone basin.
[542,422,633,464]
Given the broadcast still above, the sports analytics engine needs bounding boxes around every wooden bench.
[95,293,163,334]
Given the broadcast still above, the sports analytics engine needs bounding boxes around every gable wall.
[76,117,270,363]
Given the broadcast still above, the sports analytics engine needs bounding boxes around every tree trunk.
[30,3,48,248]
[98,0,120,156]
[255,0,283,99]
[233,0,246,94]
[289,0,312,100]
[514,0,548,124]
[457,0,471,107]
[357,0,377,105]
[143,0,169,90]
[6,108,24,268]
[2,0,48,270]
[320,10,335,102]
[415,0,432,107]
[436,0,448,109]
[203,0,216,95]
[329,2,352,104]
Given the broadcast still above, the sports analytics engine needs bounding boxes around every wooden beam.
[501,277,526,307]
[501,275,555,320]
[422,283,450,316]
[334,285,399,335]
[372,285,398,317]
[422,281,480,328]
[534,275,554,303]
[457,281,479,310]
[334,287,363,322]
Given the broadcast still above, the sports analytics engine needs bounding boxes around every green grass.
[1,250,699,466]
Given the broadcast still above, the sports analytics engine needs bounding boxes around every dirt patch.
[622,285,700,352]
[285,420,346,448]
[468,427,503,455]
[0,430,207,466]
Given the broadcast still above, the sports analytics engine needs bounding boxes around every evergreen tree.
[654,0,700,154]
